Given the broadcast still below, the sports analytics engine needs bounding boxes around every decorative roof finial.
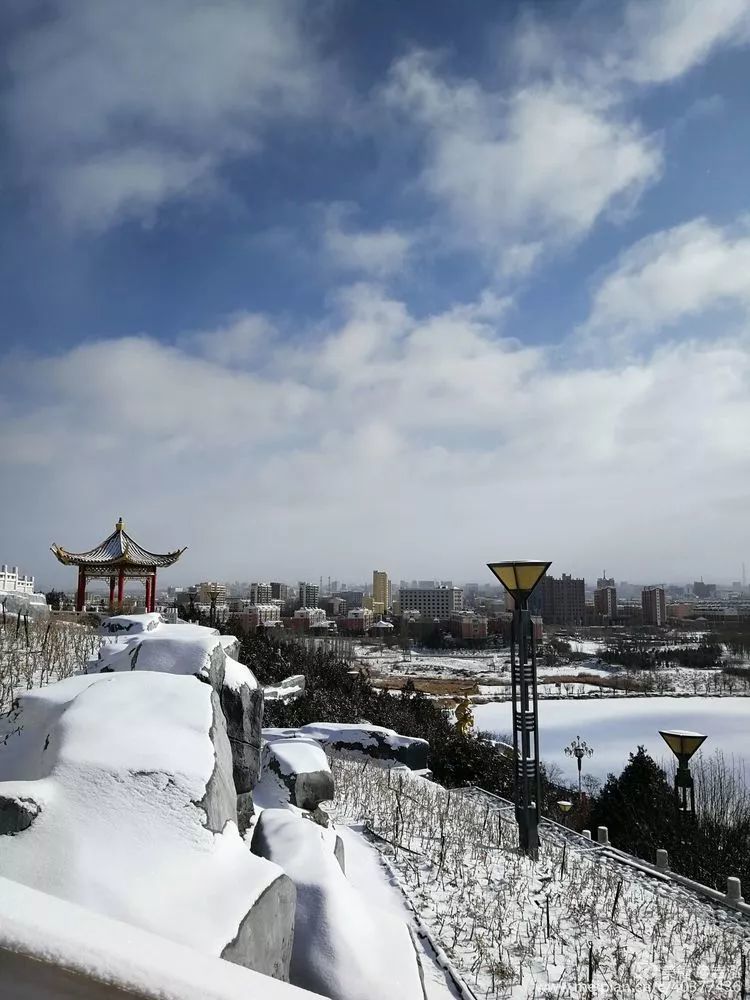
[116,517,124,531]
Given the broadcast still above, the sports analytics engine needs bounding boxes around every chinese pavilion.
[51,517,186,613]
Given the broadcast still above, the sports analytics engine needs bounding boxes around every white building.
[0,565,35,595]
[399,586,463,620]
[239,603,281,630]
[294,606,327,626]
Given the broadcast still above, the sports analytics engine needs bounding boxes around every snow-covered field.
[473,697,750,784]
[331,758,748,999]
[356,644,511,681]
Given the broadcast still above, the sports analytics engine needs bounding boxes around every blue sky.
[2,0,750,588]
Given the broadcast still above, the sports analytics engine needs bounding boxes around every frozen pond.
[473,697,750,784]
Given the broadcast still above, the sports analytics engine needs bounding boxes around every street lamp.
[487,559,551,857]
[564,736,594,798]
[556,800,573,827]
[659,729,706,819]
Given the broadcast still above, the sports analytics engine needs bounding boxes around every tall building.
[298,581,320,608]
[197,581,227,606]
[594,585,617,620]
[642,586,667,626]
[399,586,463,620]
[270,582,289,602]
[249,582,272,604]
[372,570,392,611]
[596,571,615,589]
[692,581,716,599]
[529,574,585,625]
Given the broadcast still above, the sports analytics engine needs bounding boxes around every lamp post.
[556,799,573,827]
[659,729,706,819]
[487,559,551,857]
[564,736,594,798]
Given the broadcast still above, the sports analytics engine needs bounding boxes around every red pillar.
[151,571,157,612]
[76,567,86,612]
[145,576,152,612]
[117,569,125,608]
[109,576,116,610]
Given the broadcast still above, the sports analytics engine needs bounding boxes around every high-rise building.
[372,570,392,612]
[399,586,463,620]
[298,581,320,608]
[693,581,716,599]
[196,581,227,606]
[596,571,615,589]
[529,574,585,625]
[249,582,272,604]
[594,585,617,620]
[642,586,667,626]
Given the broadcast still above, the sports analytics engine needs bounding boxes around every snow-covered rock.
[264,674,306,703]
[221,654,264,830]
[259,736,334,811]
[91,617,230,687]
[266,723,429,771]
[0,671,294,979]
[251,809,422,1000]
[0,874,321,1000]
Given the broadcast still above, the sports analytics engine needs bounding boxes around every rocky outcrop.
[265,723,429,771]
[0,671,293,981]
[221,876,297,981]
[262,737,334,811]
[220,676,264,797]
[0,796,40,836]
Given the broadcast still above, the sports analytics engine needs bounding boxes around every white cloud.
[620,0,750,85]
[3,284,750,584]
[182,313,277,367]
[383,53,662,271]
[5,0,328,230]
[322,206,413,278]
[582,219,750,349]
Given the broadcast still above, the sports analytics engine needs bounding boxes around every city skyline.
[2,2,750,584]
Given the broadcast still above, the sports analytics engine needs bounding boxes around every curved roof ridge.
[51,520,187,569]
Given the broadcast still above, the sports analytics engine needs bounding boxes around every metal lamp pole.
[511,597,542,855]
[487,560,551,859]
[564,736,594,798]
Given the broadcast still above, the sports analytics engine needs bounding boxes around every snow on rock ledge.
[93,614,263,817]
[252,809,423,1000]
[265,723,429,771]
[0,671,294,979]
[0,874,322,1000]
[258,736,334,812]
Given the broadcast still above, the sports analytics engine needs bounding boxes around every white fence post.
[597,826,609,845]
[726,877,743,904]
[581,829,591,839]
[656,849,669,871]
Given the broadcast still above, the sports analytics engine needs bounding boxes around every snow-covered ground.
[473,697,750,783]
[331,758,749,1000]
[354,642,745,702]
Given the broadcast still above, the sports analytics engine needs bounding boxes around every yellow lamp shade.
[487,560,551,603]
[556,800,573,813]
[659,730,706,760]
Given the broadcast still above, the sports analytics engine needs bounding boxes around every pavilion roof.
[51,518,186,569]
